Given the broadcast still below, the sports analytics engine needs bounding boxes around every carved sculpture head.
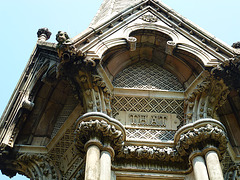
[56,31,70,44]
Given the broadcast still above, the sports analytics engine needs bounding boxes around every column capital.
[175,119,228,157]
[16,153,61,179]
[74,112,126,154]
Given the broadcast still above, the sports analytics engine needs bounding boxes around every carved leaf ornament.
[75,120,124,151]
[140,14,158,22]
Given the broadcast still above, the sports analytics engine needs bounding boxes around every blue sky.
[0,0,239,179]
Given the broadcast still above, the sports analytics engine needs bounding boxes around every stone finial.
[37,28,51,42]
[232,41,240,49]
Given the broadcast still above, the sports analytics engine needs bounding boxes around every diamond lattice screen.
[112,96,184,120]
[112,96,184,141]
[112,61,184,91]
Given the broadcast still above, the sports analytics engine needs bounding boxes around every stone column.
[100,150,112,180]
[85,144,100,180]
[191,155,209,180]
[205,150,224,180]
[74,114,125,180]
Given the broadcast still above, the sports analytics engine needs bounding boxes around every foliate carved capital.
[75,119,124,152]
[16,153,60,179]
[117,145,183,162]
[175,123,228,157]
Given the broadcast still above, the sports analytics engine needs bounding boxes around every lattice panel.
[49,127,75,167]
[112,96,184,125]
[221,151,235,174]
[63,158,84,180]
[51,94,78,138]
[126,128,175,141]
[112,61,184,91]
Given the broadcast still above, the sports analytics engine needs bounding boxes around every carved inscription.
[129,114,167,127]
[116,111,180,130]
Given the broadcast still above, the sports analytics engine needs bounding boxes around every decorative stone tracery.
[16,153,61,180]
[212,57,240,91]
[112,61,184,91]
[224,164,240,180]
[185,73,229,122]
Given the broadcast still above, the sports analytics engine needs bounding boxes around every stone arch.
[101,28,204,89]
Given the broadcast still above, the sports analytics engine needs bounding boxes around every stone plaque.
[115,111,180,130]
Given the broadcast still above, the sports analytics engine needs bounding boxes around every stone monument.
[0,0,240,179]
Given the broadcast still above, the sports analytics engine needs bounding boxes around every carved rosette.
[15,153,61,180]
[140,14,158,22]
[185,74,229,122]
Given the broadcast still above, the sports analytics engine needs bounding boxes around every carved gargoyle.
[56,31,76,62]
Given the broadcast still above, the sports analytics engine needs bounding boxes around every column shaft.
[85,145,100,180]
[192,155,209,180]
[100,151,111,180]
[205,151,224,180]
